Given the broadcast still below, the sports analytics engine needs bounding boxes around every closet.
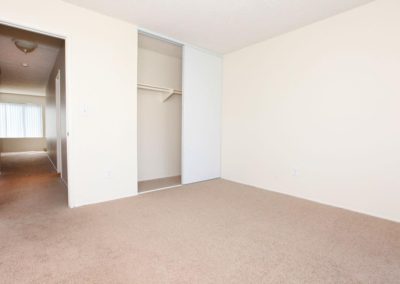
[137,30,223,194]
[137,33,183,193]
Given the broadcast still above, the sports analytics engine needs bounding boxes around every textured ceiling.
[0,24,63,96]
[63,0,375,53]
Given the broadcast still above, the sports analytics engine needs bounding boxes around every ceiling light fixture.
[21,63,29,67]
[14,39,38,54]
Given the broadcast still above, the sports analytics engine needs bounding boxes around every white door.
[181,46,222,184]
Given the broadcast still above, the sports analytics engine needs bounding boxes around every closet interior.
[137,32,183,193]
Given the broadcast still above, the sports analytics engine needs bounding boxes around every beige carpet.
[0,152,399,283]
[138,176,181,193]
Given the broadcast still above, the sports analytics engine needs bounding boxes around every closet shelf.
[137,83,182,102]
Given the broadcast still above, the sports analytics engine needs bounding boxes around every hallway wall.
[46,45,67,183]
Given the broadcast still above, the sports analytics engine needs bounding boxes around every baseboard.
[60,176,68,189]
[47,153,68,189]
[221,177,399,223]
[181,177,220,185]
[138,184,182,195]
[138,174,181,183]
[69,191,138,208]
[47,154,58,172]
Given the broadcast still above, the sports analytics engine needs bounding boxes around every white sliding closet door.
[181,46,222,184]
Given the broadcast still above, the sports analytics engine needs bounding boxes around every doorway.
[0,23,68,202]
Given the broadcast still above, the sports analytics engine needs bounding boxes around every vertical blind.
[0,103,43,138]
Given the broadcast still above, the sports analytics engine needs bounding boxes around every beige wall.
[137,45,182,181]
[46,45,68,183]
[138,47,182,90]
[1,0,138,207]
[0,138,2,172]
[0,93,46,152]
[222,0,400,222]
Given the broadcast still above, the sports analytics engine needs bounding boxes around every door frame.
[0,19,70,205]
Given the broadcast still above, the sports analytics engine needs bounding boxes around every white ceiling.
[63,0,375,54]
[0,25,63,96]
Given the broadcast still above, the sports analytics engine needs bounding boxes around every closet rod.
[137,83,182,95]
[138,83,182,102]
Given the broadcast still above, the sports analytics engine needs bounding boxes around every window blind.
[0,103,43,138]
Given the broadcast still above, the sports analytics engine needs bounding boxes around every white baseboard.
[47,153,68,189]
[70,191,138,208]
[47,153,58,172]
[221,177,399,223]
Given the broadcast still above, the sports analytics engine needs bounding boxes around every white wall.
[137,43,182,181]
[0,0,138,207]
[138,46,182,90]
[222,0,400,222]
[0,93,46,152]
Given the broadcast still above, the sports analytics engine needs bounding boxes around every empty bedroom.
[0,0,399,283]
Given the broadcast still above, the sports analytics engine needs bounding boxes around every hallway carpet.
[0,152,399,283]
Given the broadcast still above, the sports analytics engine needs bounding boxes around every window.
[0,103,43,138]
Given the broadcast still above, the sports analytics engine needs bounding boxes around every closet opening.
[137,32,183,193]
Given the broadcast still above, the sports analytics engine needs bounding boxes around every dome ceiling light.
[13,39,38,54]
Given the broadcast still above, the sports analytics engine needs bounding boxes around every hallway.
[0,152,67,211]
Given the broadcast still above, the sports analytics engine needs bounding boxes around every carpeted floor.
[0,152,399,283]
